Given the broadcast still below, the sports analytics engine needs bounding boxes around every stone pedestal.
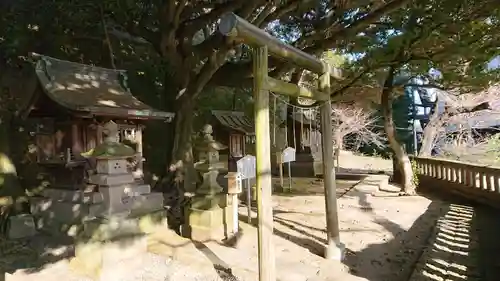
[69,211,166,279]
[182,194,235,241]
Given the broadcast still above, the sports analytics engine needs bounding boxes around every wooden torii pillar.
[219,13,345,281]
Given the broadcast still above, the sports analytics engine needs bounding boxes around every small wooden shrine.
[21,54,175,189]
[287,108,321,156]
[284,107,322,177]
[209,110,254,171]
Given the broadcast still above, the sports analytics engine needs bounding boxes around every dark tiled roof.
[211,110,254,134]
[34,55,174,120]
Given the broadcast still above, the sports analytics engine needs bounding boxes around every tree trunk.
[381,68,416,195]
[0,112,25,233]
[418,101,441,157]
[170,99,196,192]
[157,92,196,232]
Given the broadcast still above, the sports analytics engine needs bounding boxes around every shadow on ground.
[0,234,74,276]
[406,188,500,281]
[341,192,446,281]
[246,186,500,281]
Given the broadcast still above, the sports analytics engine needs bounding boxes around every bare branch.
[330,103,386,150]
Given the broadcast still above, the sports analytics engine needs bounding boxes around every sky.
[487,56,500,70]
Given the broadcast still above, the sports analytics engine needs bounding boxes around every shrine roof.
[33,54,174,120]
[211,110,254,135]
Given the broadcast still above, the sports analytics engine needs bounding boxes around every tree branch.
[180,0,246,41]
[304,0,410,54]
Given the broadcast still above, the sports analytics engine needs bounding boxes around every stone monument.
[182,124,234,241]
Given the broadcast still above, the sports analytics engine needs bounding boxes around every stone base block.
[71,234,147,279]
[33,216,84,237]
[99,189,163,216]
[182,224,226,242]
[129,192,164,214]
[69,209,164,278]
[83,209,167,240]
[40,188,103,204]
[124,184,150,196]
[34,207,166,239]
[190,193,228,209]
[83,215,143,241]
[89,173,134,186]
[30,197,103,223]
[7,214,37,239]
[182,205,235,242]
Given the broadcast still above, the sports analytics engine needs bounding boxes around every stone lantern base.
[181,194,236,242]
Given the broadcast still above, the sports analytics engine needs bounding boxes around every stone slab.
[30,197,104,223]
[41,188,103,204]
[128,192,164,213]
[34,208,167,239]
[83,209,168,241]
[7,214,37,239]
[99,188,163,216]
[123,184,150,196]
[88,173,134,186]
[33,216,84,237]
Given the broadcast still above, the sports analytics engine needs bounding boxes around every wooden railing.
[412,157,500,208]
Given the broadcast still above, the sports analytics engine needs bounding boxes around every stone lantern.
[182,124,234,241]
[87,120,163,216]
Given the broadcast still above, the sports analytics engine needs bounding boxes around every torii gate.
[219,13,345,281]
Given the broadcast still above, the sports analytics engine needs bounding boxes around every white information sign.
[236,155,256,180]
[281,147,296,163]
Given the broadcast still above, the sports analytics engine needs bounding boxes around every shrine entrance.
[218,13,345,281]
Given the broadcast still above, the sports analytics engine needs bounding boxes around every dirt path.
[149,177,452,281]
[264,177,448,281]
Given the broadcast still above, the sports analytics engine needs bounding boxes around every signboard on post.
[237,155,256,179]
[236,154,256,223]
[281,147,296,163]
[225,172,243,234]
[280,147,296,191]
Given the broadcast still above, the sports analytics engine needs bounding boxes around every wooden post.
[246,178,252,223]
[253,46,276,281]
[279,163,284,188]
[136,126,144,173]
[319,72,344,260]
